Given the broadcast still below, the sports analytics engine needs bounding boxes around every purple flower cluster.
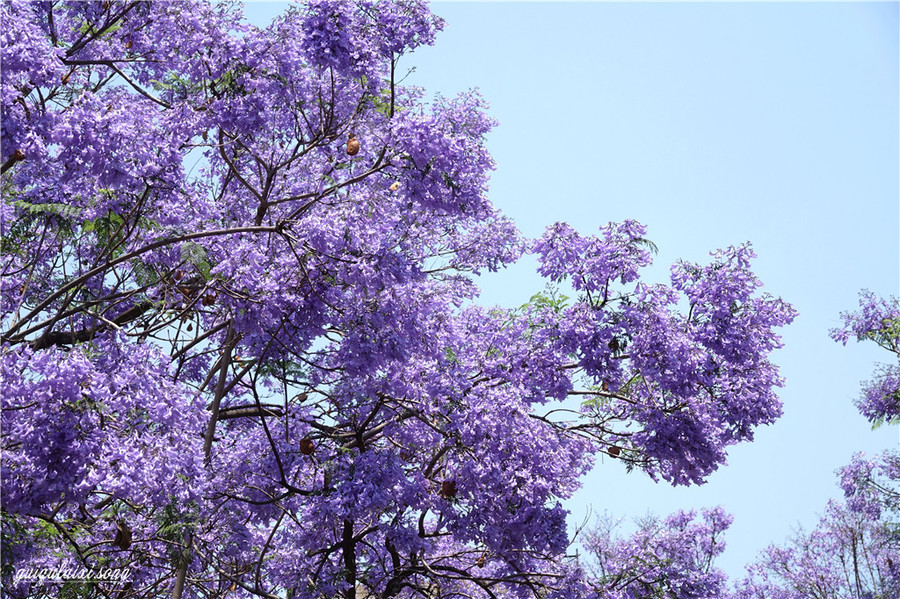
[831,291,900,424]
[734,292,900,598]
[734,499,900,599]
[838,452,891,521]
[535,232,795,485]
[585,507,733,598]
[297,0,442,81]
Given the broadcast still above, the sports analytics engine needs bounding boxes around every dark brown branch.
[204,326,237,459]
[1,149,26,174]
[30,300,156,350]
[3,224,279,343]
[217,405,283,420]
[342,520,357,599]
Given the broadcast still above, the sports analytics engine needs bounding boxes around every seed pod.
[607,446,621,458]
[475,555,485,568]
[113,520,132,550]
[61,73,70,85]
[12,149,25,162]
[125,38,133,49]
[439,480,457,499]
[601,381,609,392]
[299,437,315,455]
[346,134,360,156]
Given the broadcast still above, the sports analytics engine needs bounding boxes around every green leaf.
[443,346,459,364]
[180,242,212,279]
[132,260,160,287]
[12,199,83,219]
[523,284,570,313]
[631,237,659,255]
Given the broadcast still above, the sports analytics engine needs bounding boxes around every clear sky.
[243,0,899,580]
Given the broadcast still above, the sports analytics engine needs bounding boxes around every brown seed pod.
[12,149,25,162]
[346,134,360,156]
[113,520,132,550]
[601,381,609,392]
[439,480,457,499]
[607,446,621,458]
[475,555,485,568]
[299,437,315,455]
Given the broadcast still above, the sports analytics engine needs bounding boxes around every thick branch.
[30,300,155,350]
[3,225,278,343]
[218,404,283,420]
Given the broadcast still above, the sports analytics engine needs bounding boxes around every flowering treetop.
[1,2,794,598]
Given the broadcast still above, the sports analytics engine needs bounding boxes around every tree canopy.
[2,2,799,598]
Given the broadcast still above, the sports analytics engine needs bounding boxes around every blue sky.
[244,1,899,580]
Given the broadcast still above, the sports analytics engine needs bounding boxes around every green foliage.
[77,18,123,38]
[131,260,161,287]
[523,285,570,314]
[870,408,900,430]
[581,388,611,411]
[206,63,252,98]
[180,242,212,280]
[369,90,395,117]
[865,317,900,353]
[12,200,83,220]
[83,209,125,254]
[1,198,82,255]
[155,500,200,567]
[256,358,306,381]
[443,346,459,365]
[151,72,206,101]
[618,373,644,396]
[630,236,659,256]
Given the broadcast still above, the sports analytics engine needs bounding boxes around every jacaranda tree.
[583,507,733,598]
[734,292,900,599]
[0,2,795,598]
